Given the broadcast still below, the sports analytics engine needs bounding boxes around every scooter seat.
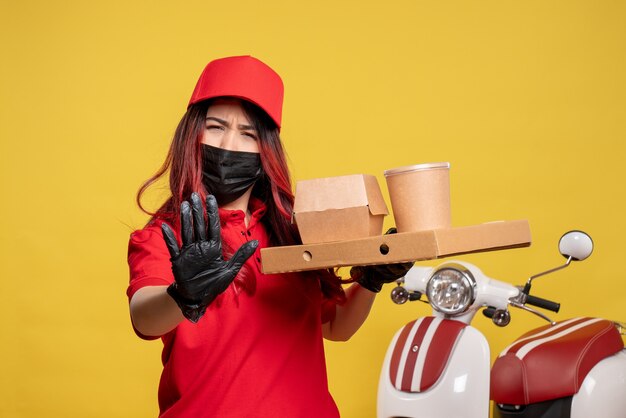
[491,317,623,405]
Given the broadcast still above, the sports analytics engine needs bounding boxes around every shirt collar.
[217,197,267,228]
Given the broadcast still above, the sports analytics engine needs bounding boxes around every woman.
[127,55,411,417]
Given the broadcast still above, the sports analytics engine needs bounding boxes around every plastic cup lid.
[384,162,450,177]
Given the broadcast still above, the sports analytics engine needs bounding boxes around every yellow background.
[1,1,625,416]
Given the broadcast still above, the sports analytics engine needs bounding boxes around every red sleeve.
[126,223,177,340]
[126,222,175,301]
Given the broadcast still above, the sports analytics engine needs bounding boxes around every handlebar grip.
[525,295,561,313]
[482,307,496,318]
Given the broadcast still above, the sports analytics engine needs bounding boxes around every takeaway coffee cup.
[384,162,451,233]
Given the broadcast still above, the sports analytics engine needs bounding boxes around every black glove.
[350,228,414,293]
[161,193,258,322]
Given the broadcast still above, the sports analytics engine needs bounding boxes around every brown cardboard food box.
[261,169,531,274]
[292,174,389,244]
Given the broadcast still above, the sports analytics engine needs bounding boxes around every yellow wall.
[1,1,624,416]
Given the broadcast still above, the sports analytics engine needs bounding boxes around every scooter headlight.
[426,264,476,315]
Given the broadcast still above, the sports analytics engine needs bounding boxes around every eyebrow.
[205,116,256,131]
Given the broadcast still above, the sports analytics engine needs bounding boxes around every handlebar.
[399,260,568,325]
[524,294,561,313]
[483,292,561,324]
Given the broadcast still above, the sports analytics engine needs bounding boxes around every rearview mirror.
[559,230,593,261]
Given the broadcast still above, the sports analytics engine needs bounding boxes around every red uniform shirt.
[127,199,339,417]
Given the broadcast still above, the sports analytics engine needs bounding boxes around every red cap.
[188,55,284,129]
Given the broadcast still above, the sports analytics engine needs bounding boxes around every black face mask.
[201,144,263,204]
